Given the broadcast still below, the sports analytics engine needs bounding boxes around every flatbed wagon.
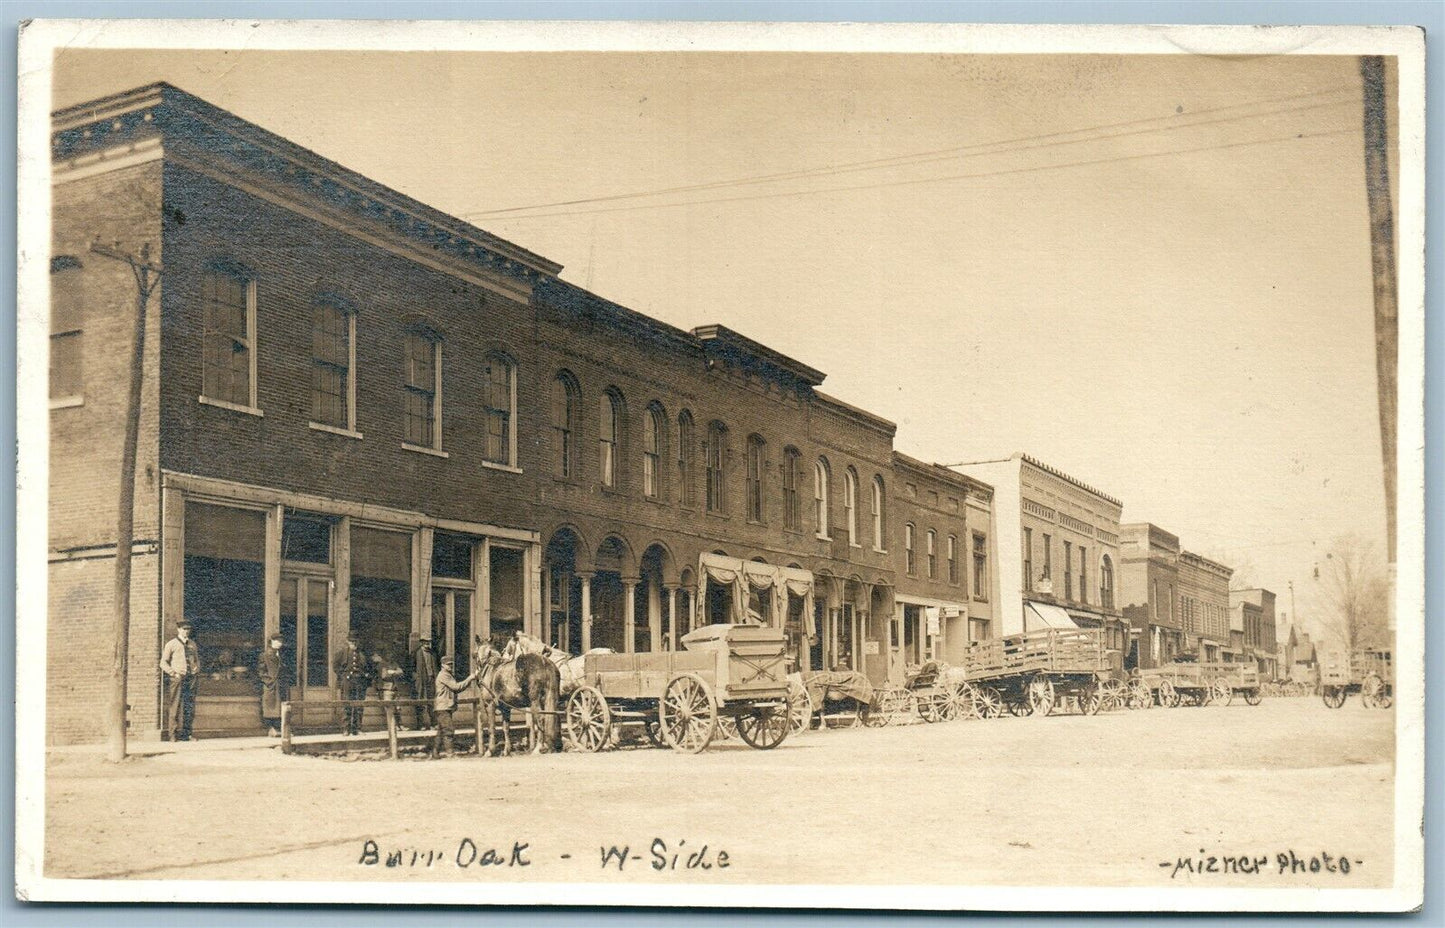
[1138,661,1261,707]
[1319,647,1393,709]
[562,623,795,753]
[961,628,1116,717]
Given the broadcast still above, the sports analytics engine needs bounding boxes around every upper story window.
[201,265,258,412]
[482,353,516,466]
[814,457,831,539]
[706,421,728,513]
[551,371,579,478]
[781,447,801,531]
[947,534,958,584]
[844,468,859,547]
[1079,546,1088,604]
[1100,555,1115,609]
[1023,527,1034,591]
[1041,533,1053,580]
[310,298,355,433]
[599,389,623,489]
[403,330,442,452]
[745,434,765,523]
[926,529,937,578]
[1064,540,1073,600]
[973,533,989,600]
[643,403,666,499]
[677,410,696,508]
[904,522,916,575]
[50,256,84,407]
[871,476,886,551]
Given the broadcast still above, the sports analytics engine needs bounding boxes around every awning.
[1024,601,1078,630]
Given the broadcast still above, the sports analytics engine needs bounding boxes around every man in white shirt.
[159,621,201,741]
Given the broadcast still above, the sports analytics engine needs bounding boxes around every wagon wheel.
[1007,698,1031,717]
[865,689,898,727]
[1361,674,1389,710]
[974,686,1004,719]
[1097,678,1125,712]
[1079,680,1103,716]
[563,685,612,753]
[1157,679,1178,708]
[1321,685,1347,709]
[736,701,791,750]
[1209,679,1233,707]
[950,683,980,720]
[659,673,716,754]
[1243,687,1263,706]
[1025,677,1055,717]
[716,715,739,740]
[787,679,814,735]
[917,691,943,723]
[1126,680,1152,710]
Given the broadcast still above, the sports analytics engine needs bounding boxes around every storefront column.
[623,578,638,654]
[664,584,678,650]
[412,527,434,643]
[579,572,594,652]
[478,537,492,645]
[263,504,283,639]
[648,582,662,652]
[332,516,352,661]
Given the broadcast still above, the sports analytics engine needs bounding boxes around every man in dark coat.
[333,633,369,735]
[434,656,477,757]
[259,634,287,737]
[411,634,438,731]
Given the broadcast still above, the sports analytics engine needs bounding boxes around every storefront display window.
[183,503,267,730]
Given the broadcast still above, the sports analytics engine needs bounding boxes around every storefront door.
[280,573,333,702]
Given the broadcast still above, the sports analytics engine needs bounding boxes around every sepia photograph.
[13,19,1426,911]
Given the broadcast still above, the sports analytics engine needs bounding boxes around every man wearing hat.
[159,620,201,741]
[433,655,477,757]
[333,631,369,736]
[258,633,287,737]
[410,632,438,731]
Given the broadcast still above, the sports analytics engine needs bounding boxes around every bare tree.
[1315,534,1390,653]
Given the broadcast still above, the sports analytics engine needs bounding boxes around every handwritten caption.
[359,837,730,874]
[1159,849,1362,879]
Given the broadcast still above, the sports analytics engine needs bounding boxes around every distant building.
[1118,523,1182,669]
[949,454,1127,658]
[1285,626,1319,684]
[1177,550,1233,662]
[1230,589,1279,680]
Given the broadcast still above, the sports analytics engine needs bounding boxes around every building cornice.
[813,391,897,437]
[692,324,827,388]
[1018,452,1123,509]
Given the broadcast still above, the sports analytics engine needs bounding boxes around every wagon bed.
[961,628,1115,716]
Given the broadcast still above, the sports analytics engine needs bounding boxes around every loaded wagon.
[1139,661,1262,707]
[1320,647,1393,709]
[960,628,1117,716]
[793,669,877,729]
[562,623,800,754]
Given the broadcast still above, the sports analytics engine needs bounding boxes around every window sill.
[973,596,989,604]
[872,546,888,555]
[706,511,731,521]
[309,421,363,440]
[402,442,449,459]
[481,460,522,474]
[49,395,84,410]
[643,495,668,507]
[814,533,831,543]
[199,395,263,417]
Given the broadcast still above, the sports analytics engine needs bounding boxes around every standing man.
[410,633,438,731]
[333,632,369,736]
[159,620,200,742]
[258,634,286,737]
[433,656,477,757]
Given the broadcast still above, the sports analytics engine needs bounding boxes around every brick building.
[1230,588,1279,680]
[1118,523,1183,670]
[47,83,1000,743]
[947,454,1127,659]
[1176,550,1233,662]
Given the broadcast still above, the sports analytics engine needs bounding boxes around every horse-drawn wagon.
[1319,647,1393,709]
[1139,660,1261,707]
[960,627,1117,716]
[561,623,797,753]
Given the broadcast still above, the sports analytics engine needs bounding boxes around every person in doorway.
[433,656,478,757]
[410,634,437,731]
[258,634,287,737]
[159,621,200,742]
[333,633,369,736]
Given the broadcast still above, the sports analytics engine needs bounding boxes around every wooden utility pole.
[89,239,162,763]
[1358,56,1397,566]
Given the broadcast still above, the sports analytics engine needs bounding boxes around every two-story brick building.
[1177,550,1233,662]
[1230,588,1279,680]
[47,82,1001,743]
[1118,523,1183,669]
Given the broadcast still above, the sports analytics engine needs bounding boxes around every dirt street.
[43,698,1394,889]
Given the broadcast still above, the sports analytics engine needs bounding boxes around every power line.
[477,126,1361,223]
[466,84,1359,219]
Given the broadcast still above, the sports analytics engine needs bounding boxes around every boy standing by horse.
[433,656,477,757]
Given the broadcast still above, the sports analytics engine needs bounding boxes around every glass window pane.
[432,533,473,580]
[350,527,412,672]
[282,514,331,564]
[307,580,330,687]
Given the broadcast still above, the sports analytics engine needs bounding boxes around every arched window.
[814,458,831,539]
[677,411,696,507]
[1100,554,1115,609]
[482,353,516,466]
[50,256,84,404]
[781,448,801,531]
[947,534,958,584]
[904,523,916,575]
[871,476,886,550]
[745,434,766,523]
[599,389,623,489]
[706,421,728,513]
[926,529,937,579]
[202,264,258,410]
[844,468,859,546]
[643,403,665,499]
[551,372,579,478]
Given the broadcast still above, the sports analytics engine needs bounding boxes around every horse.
[504,631,614,698]
[473,637,562,755]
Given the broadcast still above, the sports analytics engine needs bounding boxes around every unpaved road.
[43,698,1394,888]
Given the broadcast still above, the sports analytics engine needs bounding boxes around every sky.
[52,48,1396,634]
